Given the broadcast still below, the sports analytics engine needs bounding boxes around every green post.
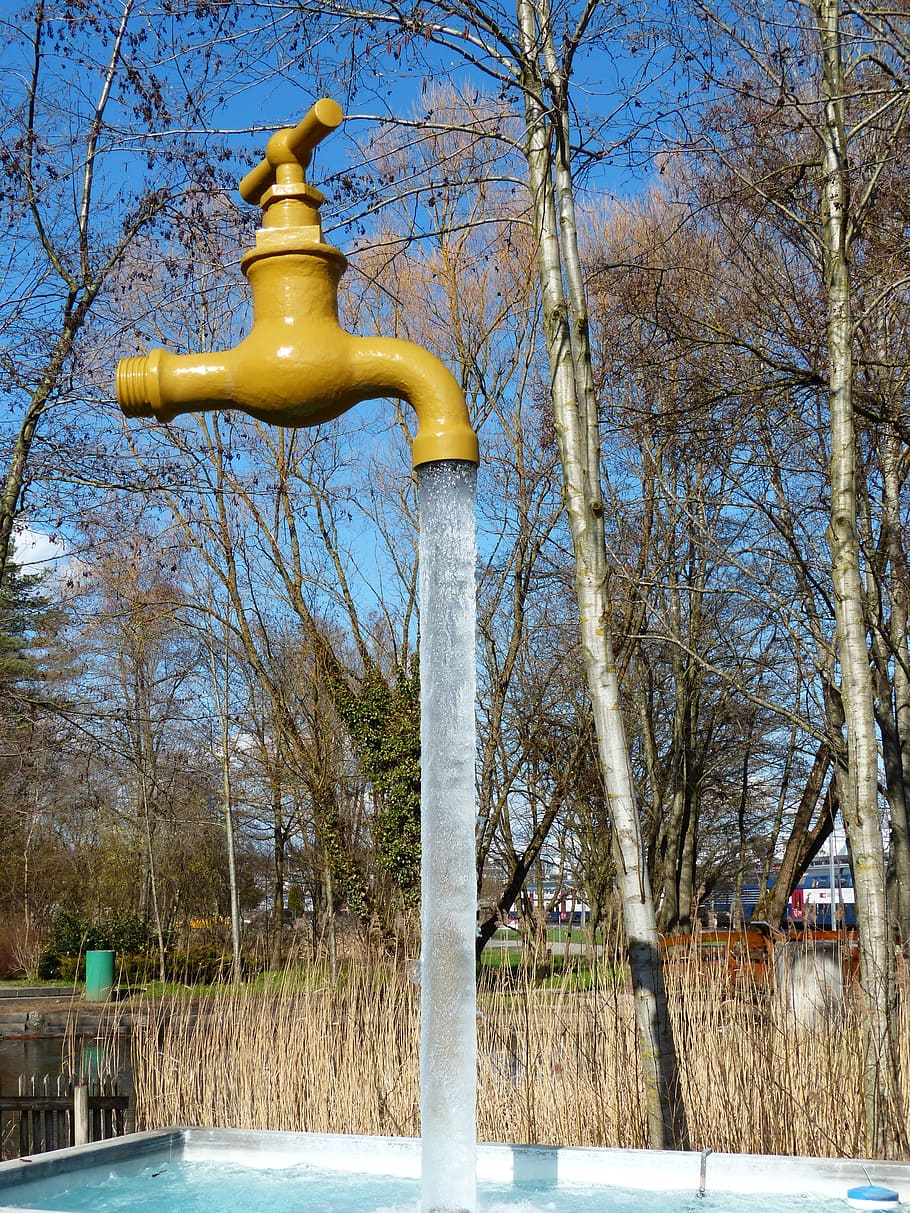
[84,950,115,1002]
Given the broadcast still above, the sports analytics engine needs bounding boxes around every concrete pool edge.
[0,1128,909,1210]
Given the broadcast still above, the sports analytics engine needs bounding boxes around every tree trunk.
[139,781,167,985]
[818,0,904,1155]
[877,429,910,944]
[323,861,337,983]
[224,790,242,980]
[516,0,688,1150]
[215,646,243,980]
[0,339,76,585]
[753,742,833,926]
[270,775,285,971]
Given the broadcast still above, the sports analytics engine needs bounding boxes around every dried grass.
[131,968,420,1137]
[130,953,910,1157]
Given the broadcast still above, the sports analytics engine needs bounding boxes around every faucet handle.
[239,98,344,206]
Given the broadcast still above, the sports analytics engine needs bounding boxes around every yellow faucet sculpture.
[116,98,479,468]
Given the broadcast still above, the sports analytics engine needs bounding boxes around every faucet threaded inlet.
[116,356,156,417]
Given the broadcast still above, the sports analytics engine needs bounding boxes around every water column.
[417,459,478,1213]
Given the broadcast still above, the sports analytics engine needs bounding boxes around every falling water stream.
[417,460,478,1213]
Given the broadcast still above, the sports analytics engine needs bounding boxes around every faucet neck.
[259,163,326,233]
[242,237,346,327]
[242,144,346,280]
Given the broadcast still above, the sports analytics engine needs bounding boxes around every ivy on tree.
[335,661,421,906]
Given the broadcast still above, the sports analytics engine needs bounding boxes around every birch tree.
[817,0,904,1151]
[668,0,910,1151]
[202,612,244,979]
[279,0,689,1147]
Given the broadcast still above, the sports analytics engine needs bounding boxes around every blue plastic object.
[846,1185,900,1211]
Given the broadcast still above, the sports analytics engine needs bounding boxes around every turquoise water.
[0,1157,841,1213]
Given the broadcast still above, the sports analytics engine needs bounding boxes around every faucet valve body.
[116,98,478,468]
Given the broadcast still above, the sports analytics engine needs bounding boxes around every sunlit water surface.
[0,1157,842,1213]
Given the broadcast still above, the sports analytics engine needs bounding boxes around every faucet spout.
[348,338,479,467]
[115,100,479,469]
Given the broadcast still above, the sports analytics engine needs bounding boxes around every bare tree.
[0,2,262,582]
[656,0,910,1151]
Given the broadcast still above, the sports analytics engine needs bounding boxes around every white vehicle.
[789,862,855,928]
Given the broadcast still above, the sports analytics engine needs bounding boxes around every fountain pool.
[0,1130,907,1213]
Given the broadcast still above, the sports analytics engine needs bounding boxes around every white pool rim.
[0,1129,908,1210]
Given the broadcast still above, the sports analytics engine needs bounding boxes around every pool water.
[0,1156,841,1213]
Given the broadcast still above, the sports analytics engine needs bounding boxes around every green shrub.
[102,913,159,955]
[58,955,83,982]
[37,909,165,979]
[286,883,305,918]
[45,909,88,958]
[36,950,60,980]
[113,953,157,985]
[166,946,231,985]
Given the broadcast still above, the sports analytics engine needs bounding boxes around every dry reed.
[130,952,910,1158]
[132,968,420,1138]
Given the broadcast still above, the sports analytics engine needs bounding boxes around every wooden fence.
[0,1075,130,1159]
